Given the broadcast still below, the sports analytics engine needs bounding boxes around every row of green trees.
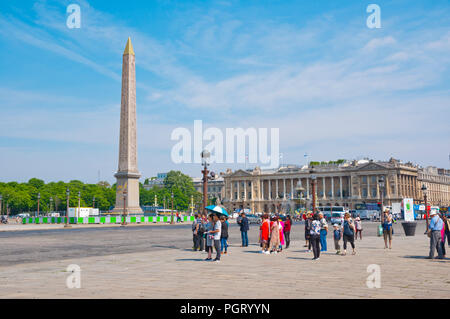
[0,171,205,215]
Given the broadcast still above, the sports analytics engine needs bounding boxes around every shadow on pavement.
[403,255,448,261]
[175,258,205,262]
[286,257,313,260]
[243,250,262,254]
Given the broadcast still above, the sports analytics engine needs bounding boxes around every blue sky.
[0,0,449,183]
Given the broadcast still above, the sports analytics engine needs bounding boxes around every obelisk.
[113,38,143,214]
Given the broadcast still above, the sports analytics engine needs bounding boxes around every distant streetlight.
[37,193,41,217]
[201,149,216,216]
[310,171,317,214]
[378,176,385,223]
[421,184,428,233]
[49,196,53,214]
[65,188,71,228]
[93,196,96,208]
[0,194,3,217]
[171,191,174,224]
[121,189,128,226]
[77,191,81,219]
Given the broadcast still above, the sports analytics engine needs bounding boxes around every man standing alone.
[427,211,444,259]
[319,212,328,252]
[238,212,250,247]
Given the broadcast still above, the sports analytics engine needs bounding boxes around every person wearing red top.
[260,214,270,254]
[284,215,292,249]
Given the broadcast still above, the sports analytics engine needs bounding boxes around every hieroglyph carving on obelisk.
[113,38,143,214]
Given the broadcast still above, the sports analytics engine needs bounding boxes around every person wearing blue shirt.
[427,211,444,259]
[238,212,250,247]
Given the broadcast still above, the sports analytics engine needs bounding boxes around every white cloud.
[362,36,397,52]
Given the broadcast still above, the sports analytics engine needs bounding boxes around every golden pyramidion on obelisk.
[113,38,143,215]
[123,37,135,56]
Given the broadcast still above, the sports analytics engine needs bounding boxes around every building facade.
[222,158,450,213]
[143,173,167,190]
[192,176,225,202]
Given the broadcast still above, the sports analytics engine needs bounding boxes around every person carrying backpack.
[342,212,356,256]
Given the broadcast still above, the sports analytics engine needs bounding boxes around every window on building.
[372,188,377,197]
[362,176,367,183]
[234,192,237,200]
[371,176,377,183]
[362,188,368,197]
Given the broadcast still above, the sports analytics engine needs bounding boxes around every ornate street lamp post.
[37,193,41,217]
[65,188,71,228]
[378,176,385,223]
[201,150,210,215]
[0,194,3,217]
[201,150,216,216]
[421,184,428,233]
[294,181,305,214]
[122,189,128,226]
[171,191,174,224]
[77,191,81,219]
[93,196,96,209]
[310,172,317,214]
[49,196,53,214]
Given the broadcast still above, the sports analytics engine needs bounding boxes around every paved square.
[0,221,448,299]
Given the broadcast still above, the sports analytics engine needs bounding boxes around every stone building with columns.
[221,158,450,213]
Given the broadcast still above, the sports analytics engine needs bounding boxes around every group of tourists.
[191,213,229,263]
[192,207,450,262]
[258,214,292,254]
[427,210,450,259]
[303,211,357,260]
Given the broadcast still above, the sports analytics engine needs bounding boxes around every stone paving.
[0,227,449,299]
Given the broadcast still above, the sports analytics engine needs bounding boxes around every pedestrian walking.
[220,216,229,254]
[207,214,222,262]
[342,212,356,256]
[319,212,328,252]
[310,213,321,260]
[304,213,312,251]
[278,218,285,251]
[284,215,292,249]
[205,214,214,261]
[238,212,250,247]
[354,215,363,240]
[442,214,450,257]
[440,215,446,258]
[192,213,200,251]
[333,223,342,255]
[382,210,393,249]
[260,214,270,254]
[269,216,280,254]
[426,211,444,259]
